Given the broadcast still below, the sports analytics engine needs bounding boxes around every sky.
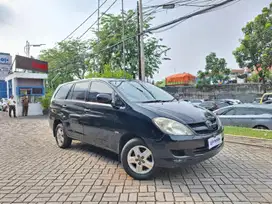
[0,0,271,81]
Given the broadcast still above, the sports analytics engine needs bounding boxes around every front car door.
[81,80,118,151]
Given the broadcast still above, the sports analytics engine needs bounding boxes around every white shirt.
[8,99,16,106]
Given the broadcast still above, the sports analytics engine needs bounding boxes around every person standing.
[8,95,16,118]
[22,95,29,116]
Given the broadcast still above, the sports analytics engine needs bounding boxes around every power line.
[49,0,238,74]
[78,0,118,39]
[62,0,109,42]
[145,0,237,33]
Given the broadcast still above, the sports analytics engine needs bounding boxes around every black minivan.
[49,78,224,180]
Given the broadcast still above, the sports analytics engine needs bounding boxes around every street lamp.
[24,41,46,58]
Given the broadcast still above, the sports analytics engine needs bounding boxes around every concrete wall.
[163,83,272,103]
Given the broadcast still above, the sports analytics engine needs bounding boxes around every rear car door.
[81,81,118,151]
[65,81,90,141]
[50,83,73,136]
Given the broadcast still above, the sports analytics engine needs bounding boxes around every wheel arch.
[53,119,62,137]
[253,125,269,130]
[118,133,145,158]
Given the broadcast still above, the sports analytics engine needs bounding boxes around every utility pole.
[24,41,30,57]
[98,0,100,35]
[24,41,45,58]
[121,0,126,77]
[139,0,145,81]
[137,1,142,80]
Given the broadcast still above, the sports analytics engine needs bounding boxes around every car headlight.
[152,117,194,135]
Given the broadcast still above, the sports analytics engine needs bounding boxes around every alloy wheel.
[56,127,64,146]
[127,145,154,174]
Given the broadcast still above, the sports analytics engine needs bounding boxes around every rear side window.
[71,82,90,101]
[87,81,113,102]
[54,83,73,100]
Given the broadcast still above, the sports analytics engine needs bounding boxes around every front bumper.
[148,129,224,168]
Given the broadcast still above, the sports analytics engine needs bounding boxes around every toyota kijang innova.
[49,78,224,180]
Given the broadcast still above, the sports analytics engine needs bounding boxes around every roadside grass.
[224,126,272,139]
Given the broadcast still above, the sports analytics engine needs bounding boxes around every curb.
[225,134,272,149]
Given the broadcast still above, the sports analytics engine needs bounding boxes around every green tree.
[90,10,169,78]
[233,3,272,91]
[39,39,90,89]
[197,52,230,86]
[86,64,132,79]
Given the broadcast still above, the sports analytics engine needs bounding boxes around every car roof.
[59,78,138,86]
[231,103,272,109]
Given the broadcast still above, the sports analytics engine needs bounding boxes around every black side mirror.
[96,93,112,104]
[111,93,125,109]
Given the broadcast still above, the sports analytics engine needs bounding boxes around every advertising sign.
[0,53,12,65]
[0,53,12,80]
[15,55,48,73]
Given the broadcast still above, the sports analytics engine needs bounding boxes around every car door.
[81,81,118,151]
[65,81,90,141]
[228,107,255,128]
[50,83,74,135]
[215,107,234,126]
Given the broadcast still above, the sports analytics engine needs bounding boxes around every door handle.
[62,105,67,108]
[84,108,91,112]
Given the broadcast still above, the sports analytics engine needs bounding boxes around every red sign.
[16,55,48,73]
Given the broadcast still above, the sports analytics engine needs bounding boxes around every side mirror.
[111,93,125,109]
[96,93,112,104]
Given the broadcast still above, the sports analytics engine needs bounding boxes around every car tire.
[254,125,269,130]
[55,123,72,148]
[121,138,157,180]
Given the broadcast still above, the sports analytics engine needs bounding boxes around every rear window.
[54,83,73,100]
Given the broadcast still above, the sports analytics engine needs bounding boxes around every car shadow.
[68,141,211,179]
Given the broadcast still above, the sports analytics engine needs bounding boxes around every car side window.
[54,83,73,100]
[71,82,90,101]
[87,81,113,103]
[224,108,236,115]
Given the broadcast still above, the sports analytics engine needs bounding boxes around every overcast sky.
[0,0,271,80]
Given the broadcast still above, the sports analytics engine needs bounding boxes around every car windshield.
[110,80,174,102]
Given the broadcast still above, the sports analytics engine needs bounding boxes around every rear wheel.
[55,123,72,148]
[121,138,156,180]
[254,125,269,130]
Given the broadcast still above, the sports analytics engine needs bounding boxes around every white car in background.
[0,98,8,111]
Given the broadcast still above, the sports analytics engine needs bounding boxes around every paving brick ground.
[0,113,272,204]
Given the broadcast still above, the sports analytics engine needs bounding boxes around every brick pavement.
[0,113,272,204]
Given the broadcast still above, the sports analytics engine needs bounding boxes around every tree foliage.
[233,3,272,86]
[197,52,230,86]
[90,10,170,78]
[39,39,90,89]
[86,64,132,79]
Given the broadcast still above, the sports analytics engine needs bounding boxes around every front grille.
[188,117,218,134]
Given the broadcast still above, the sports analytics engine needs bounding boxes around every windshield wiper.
[141,99,174,103]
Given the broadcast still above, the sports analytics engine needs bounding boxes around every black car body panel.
[49,78,224,169]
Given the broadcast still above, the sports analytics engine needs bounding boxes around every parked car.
[199,101,218,111]
[253,98,262,104]
[214,104,272,129]
[260,92,272,104]
[263,99,272,104]
[189,99,204,106]
[49,79,224,180]
[219,99,241,105]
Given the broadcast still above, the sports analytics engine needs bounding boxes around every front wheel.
[121,138,157,180]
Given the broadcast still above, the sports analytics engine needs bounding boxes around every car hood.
[137,101,214,124]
